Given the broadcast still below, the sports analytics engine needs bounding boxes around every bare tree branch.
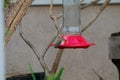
[42,35,57,58]
[51,49,64,73]
[19,22,64,76]
[19,23,50,76]
[43,25,63,59]
[57,13,63,20]
[91,68,104,80]
[5,0,34,46]
[81,0,111,33]
[49,0,63,37]
[81,0,101,10]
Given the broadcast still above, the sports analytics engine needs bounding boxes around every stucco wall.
[6,5,120,80]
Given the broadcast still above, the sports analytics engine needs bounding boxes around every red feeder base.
[51,34,95,49]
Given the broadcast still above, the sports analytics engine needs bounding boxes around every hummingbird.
[54,38,64,48]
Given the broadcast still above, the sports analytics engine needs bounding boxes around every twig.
[42,24,63,58]
[57,13,63,20]
[51,49,64,73]
[81,0,111,33]
[81,0,100,10]
[91,68,104,80]
[49,0,63,37]
[19,22,50,76]
[42,35,57,58]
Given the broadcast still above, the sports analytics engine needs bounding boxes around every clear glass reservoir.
[62,0,81,35]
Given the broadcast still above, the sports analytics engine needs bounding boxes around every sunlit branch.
[81,0,111,33]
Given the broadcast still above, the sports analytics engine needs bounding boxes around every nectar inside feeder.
[52,0,95,49]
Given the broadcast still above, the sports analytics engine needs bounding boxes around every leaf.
[55,67,64,80]
[5,27,9,35]
[28,64,36,80]
[4,0,10,8]
[48,74,56,80]
[44,67,64,80]
[44,76,47,80]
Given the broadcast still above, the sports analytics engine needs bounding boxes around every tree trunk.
[4,0,34,45]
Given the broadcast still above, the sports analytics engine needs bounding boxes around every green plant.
[28,64,37,80]
[55,67,64,80]
[29,63,64,80]
[46,67,64,80]
[4,0,11,8]
[5,27,9,35]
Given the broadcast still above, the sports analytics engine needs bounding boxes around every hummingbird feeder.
[51,0,94,49]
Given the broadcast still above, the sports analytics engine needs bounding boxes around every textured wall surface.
[6,5,120,80]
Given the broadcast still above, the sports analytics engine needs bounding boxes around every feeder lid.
[51,34,95,49]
